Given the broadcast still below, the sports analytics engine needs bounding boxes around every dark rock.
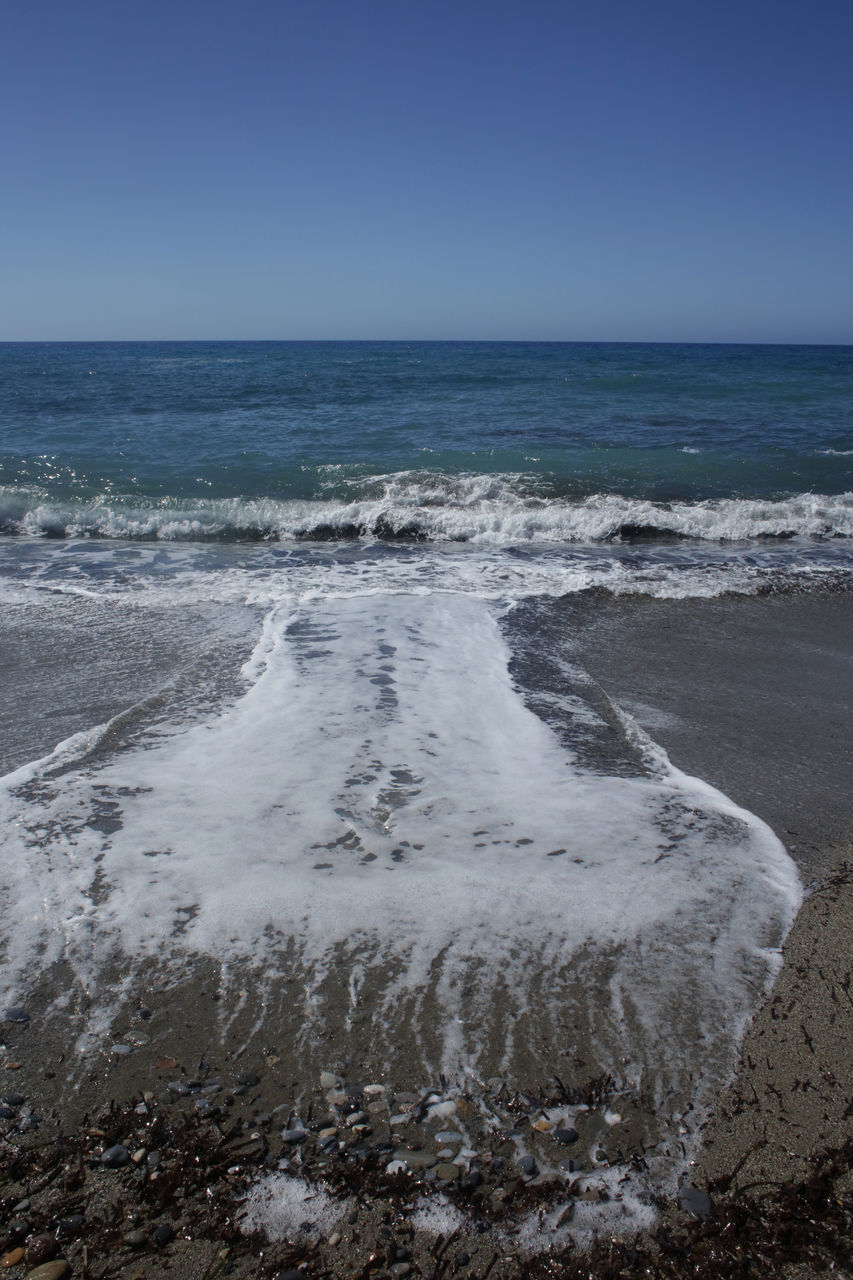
[167,1081,190,1096]
[517,1154,538,1177]
[101,1144,131,1168]
[3,1093,26,1107]
[56,1215,84,1240]
[124,1228,147,1248]
[152,1223,175,1247]
[25,1233,58,1265]
[281,1128,307,1144]
[237,1072,260,1087]
[553,1127,580,1145]
[2,1008,29,1023]
[462,1168,483,1189]
[679,1184,713,1221]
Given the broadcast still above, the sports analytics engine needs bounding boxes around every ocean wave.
[1,477,851,544]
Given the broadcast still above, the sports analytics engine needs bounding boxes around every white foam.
[241,1172,347,1239]
[0,591,799,1060]
[0,543,808,1230]
[3,479,852,543]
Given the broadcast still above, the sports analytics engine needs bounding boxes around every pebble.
[394,1149,437,1170]
[24,1236,57,1266]
[111,1043,132,1055]
[101,1144,131,1168]
[435,1162,461,1181]
[517,1154,538,1177]
[0,1105,16,1120]
[1,1009,29,1024]
[55,1217,84,1241]
[281,1128,307,1144]
[552,1127,579,1146]
[533,1118,554,1132]
[319,1071,341,1090]
[167,1081,190,1096]
[3,1094,26,1107]
[124,1229,147,1248]
[679,1185,713,1221]
[152,1223,175,1246]
[434,1129,462,1143]
[1,1248,24,1267]
[21,1264,69,1280]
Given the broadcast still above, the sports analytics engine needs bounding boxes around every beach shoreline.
[0,585,850,1277]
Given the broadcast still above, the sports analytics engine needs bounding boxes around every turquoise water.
[1,341,850,540]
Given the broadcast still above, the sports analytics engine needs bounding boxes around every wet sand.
[567,587,853,1213]
[565,589,852,872]
[1,587,851,1276]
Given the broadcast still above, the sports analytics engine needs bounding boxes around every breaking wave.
[1,476,851,544]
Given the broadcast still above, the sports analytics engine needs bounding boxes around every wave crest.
[1,476,851,544]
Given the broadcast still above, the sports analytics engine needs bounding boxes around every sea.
[1,340,851,1224]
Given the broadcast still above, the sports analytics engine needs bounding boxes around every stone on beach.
[100,1144,131,1168]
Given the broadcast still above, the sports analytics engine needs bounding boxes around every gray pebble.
[435,1162,461,1180]
[101,1144,131,1168]
[394,1148,437,1170]
[517,1154,538,1177]
[679,1185,713,1221]
[167,1081,191,1096]
[152,1223,175,1246]
[282,1128,307,1144]
[2,1007,29,1023]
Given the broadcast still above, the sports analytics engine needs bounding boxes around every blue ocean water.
[1,340,851,542]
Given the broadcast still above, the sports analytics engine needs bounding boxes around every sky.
[2,0,852,342]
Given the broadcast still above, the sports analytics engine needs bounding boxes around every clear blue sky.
[3,0,852,342]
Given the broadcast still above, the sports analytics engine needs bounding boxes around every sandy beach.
[1,586,850,1278]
